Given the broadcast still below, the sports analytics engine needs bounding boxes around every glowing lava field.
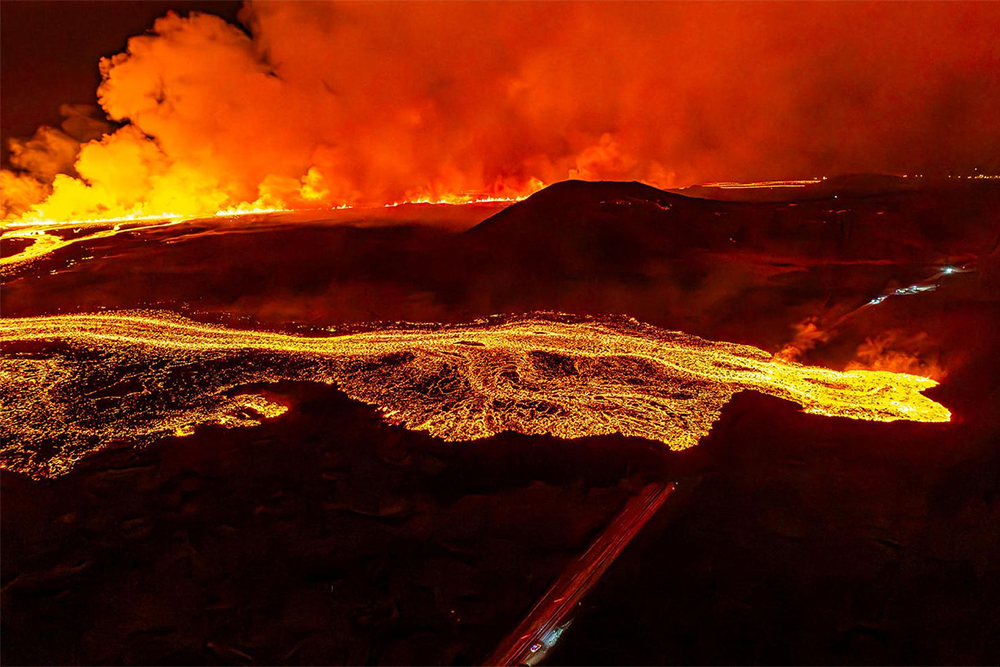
[0,311,950,479]
[2,2,999,665]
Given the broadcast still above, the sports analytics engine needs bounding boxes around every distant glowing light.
[939,266,972,275]
[699,179,822,190]
[894,284,937,296]
[868,281,939,307]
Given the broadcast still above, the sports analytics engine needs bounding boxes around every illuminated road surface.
[0,312,949,478]
[485,481,677,666]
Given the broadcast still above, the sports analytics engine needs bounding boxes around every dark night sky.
[0,0,241,157]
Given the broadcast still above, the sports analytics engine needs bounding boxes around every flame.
[0,183,545,273]
[1,311,950,479]
[213,204,291,217]
[4,4,996,229]
[699,179,824,190]
[384,180,546,208]
[2,152,545,231]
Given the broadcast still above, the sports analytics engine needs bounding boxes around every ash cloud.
[847,330,947,380]
[3,1,999,220]
[1,105,112,218]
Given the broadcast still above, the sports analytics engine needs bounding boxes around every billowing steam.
[775,317,830,363]
[3,1,998,222]
[1,105,112,218]
[847,330,947,380]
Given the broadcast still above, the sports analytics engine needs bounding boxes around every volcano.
[4,2,1000,663]
[2,175,999,665]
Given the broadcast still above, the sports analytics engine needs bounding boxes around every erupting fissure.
[0,189,541,272]
[0,311,950,479]
[4,3,995,230]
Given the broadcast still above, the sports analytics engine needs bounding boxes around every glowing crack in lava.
[0,312,949,479]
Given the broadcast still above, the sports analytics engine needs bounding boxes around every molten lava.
[0,185,544,273]
[698,179,824,190]
[1,311,950,479]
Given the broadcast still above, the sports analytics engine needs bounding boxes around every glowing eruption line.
[1,312,950,479]
[698,179,823,189]
[1,191,541,272]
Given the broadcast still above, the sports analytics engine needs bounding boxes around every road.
[484,481,677,666]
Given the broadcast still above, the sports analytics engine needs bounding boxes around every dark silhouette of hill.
[2,179,997,352]
[441,179,999,348]
[465,180,742,271]
[463,179,998,267]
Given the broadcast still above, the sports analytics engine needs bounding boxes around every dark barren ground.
[2,180,999,665]
[2,382,663,665]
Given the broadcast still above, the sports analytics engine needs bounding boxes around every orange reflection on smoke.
[0,183,544,273]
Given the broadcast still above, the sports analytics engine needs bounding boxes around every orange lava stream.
[0,191,540,273]
[0,311,949,479]
[698,179,824,189]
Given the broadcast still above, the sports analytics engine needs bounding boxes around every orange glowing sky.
[2,1,998,223]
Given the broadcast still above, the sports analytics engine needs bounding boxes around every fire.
[1,311,950,479]
[698,179,824,190]
[4,180,546,226]
[384,180,546,208]
[0,183,544,273]
[4,4,996,229]
[212,204,291,217]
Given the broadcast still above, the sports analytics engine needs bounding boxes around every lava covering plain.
[1,311,948,479]
[1,179,997,665]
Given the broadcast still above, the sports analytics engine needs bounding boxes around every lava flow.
[697,179,824,190]
[0,188,543,274]
[0,311,949,479]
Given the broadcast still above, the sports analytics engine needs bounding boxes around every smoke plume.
[846,330,946,380]
[775,317,831,363]
[1,104,112,218]
[3,1,999,221]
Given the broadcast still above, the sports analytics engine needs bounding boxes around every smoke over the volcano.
[847,330,947,381]
[0,104,112,218]
[3,1,999,221]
